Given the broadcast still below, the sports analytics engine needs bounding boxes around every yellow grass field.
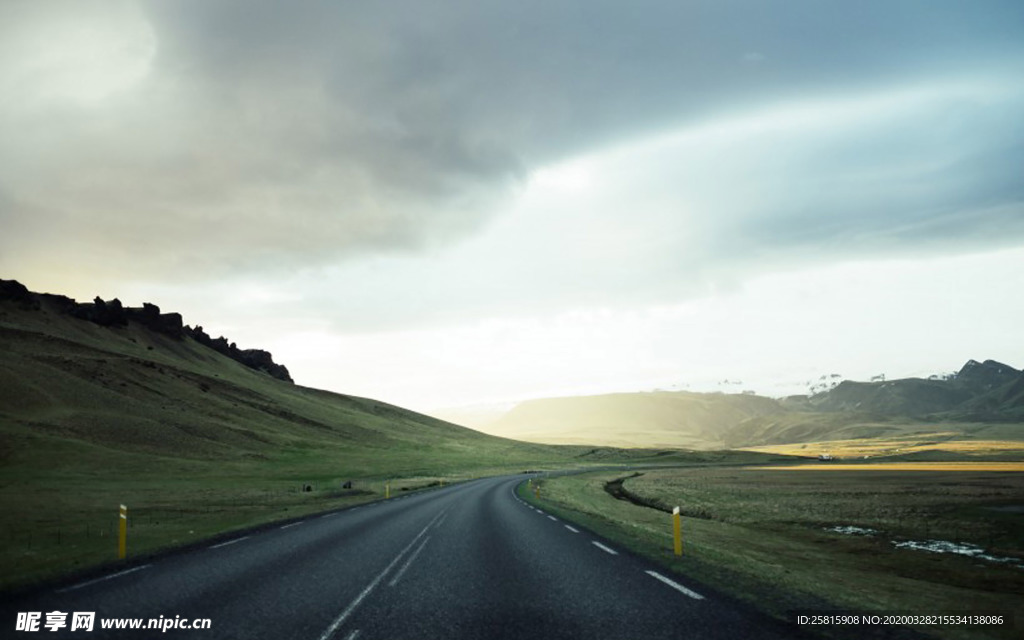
[755,462,1024,471]
[743,433,1024,460]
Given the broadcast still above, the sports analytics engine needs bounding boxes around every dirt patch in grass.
[603,472,669,510]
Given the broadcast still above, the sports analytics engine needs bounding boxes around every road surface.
[4,475,795,639]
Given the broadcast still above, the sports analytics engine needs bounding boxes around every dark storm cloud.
[1,0,1022,281]
[716,94,1024,263]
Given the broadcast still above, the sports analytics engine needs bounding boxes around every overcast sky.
[3,1,1023,413]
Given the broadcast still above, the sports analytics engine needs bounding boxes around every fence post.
[672,506,682,556]
[119,505,128,559]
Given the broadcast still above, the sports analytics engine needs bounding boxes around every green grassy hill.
[0,282,603,589]
[0,292,564,475]
[479,390,785,448]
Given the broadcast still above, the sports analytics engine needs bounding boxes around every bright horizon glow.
[252,245,1024,414]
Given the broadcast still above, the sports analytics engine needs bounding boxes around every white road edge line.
[280,521,303,530]
[592,541,618,555]
[388,536,430,587]
[321,513,338,519]
[565,525,579,533]
[343,630,361,640]
[58,564,152,593]
[209,536,250,549]
[434,513,448,530]
[645,570,705,600]
[317,509,447,640]
[547,515,558,521]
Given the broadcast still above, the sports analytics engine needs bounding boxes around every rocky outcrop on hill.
[70,296,129,327]
[0,279,39,309]
[125,302,184,336]
[53,295,183,336]
[0,279,292,383]
[184,325,291,382]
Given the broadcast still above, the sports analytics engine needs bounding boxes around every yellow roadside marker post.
[534,484,540,500]
[672,506,682,556]
[118,504,128,559]
[385,482,390,499]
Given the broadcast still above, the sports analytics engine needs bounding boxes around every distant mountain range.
[789,359,1024,419]
[475,360,1024,449]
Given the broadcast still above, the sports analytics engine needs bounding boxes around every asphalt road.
[4,476,795,639]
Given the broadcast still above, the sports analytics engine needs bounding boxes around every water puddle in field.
[825,525,879,536]
[892,540,1024,567]
[985,504,1024,513]
[825,525,1024,568]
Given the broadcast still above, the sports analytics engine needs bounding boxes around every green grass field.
[523,465,1024,640]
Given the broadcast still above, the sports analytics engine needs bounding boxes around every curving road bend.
[4,475,794,639]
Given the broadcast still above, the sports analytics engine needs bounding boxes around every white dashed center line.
[645,570,705,600]
[591,541,618,555]
[388,536,430,587]
[209,536,250,549]
[317,509,446,640]
[57,564,152,593]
